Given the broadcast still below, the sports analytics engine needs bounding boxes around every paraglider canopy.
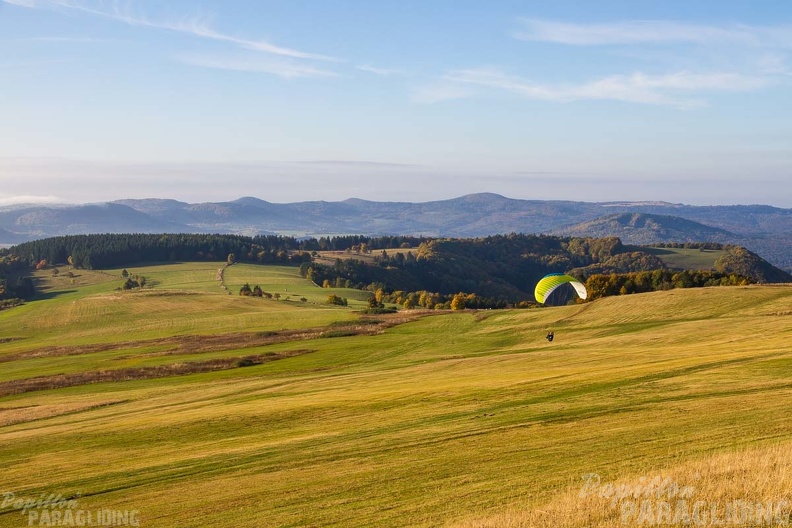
[535,273,587,305]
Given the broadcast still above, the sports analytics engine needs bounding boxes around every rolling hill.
[2,194,791,271]
[554,212,738,244]
[10,233,789,309]
[0,262,790,527]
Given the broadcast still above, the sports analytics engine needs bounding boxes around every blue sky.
[1,0,791,206]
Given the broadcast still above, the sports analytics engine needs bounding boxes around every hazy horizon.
[2,1,791,207]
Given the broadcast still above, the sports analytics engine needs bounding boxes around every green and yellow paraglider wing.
[534,273,587,304]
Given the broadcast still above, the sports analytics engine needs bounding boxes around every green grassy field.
[313,248,417,267]
[1,262,791,527]
[637,246,729,270]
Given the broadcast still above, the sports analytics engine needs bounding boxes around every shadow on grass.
[30,289,79,301]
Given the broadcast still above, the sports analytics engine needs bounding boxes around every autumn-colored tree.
[450,293,467,310]
[326,294,347,306]
[367,295,383,309]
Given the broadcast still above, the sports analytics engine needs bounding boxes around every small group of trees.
[326,294,348,306]
[374,289,507,310]
[239,283,276,299]
[322,277,353,289]
[0,253,34,305]
[122,272,147,290]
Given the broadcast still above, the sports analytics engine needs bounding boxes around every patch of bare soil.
[0,350,314,397]
[1,312,430,363]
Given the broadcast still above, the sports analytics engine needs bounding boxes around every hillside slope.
[554,212,738,244]
[9,234,790,307]
[306,235,791,301]
[0,264,790,527]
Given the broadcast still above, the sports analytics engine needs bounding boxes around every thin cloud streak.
[410,83,475,104]
[440,68,769,107]
[13,36,107,43]
[357,64,405,76]
[175,54,338,79]
[0,0,38,6]
[298,160,419,168]
[166,18,338,62]
[0,194,63,206]
[1,0,338,61]
[515,18,792,48]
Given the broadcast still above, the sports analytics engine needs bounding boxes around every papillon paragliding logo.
[534,273,588,307]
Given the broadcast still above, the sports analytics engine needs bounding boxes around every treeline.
[301,235,431,252]
[9,234,305,269]
[0,252,34,308]
[9,233,432,270]
[375,290,508,310]
[648,242,726,250]
[300,234,766,307]
[301,234,659,302]
[584,269,753,300]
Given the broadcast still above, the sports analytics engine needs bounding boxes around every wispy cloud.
[756,52,790,75]
[515,19,792,48]
[176,53,337,79]
[13,36,107,43]
[160,17,338,62]
[0,193,63,206]
[420,17,788,108]
[357,64,405,76]
[410,83,476,104]
[298,160,418,168]
[439,68,769,108]
[1,0,38,7]
[2,0,338,61]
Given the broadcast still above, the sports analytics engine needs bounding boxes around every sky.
[1,0,791,207]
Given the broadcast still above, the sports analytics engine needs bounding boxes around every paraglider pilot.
[546,331,554,342]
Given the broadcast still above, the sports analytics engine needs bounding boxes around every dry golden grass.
[452,442,792,527]
[1,266,791,528]
[0,399,127,427]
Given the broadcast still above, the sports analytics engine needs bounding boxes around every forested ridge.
[8,233,429,269]
[4,195,792,272]
[300,235,780,307]
[4,233,788,309]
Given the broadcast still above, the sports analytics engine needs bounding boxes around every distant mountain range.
[2,193,791,272]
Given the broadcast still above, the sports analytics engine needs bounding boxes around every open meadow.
[1,263,791,527]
